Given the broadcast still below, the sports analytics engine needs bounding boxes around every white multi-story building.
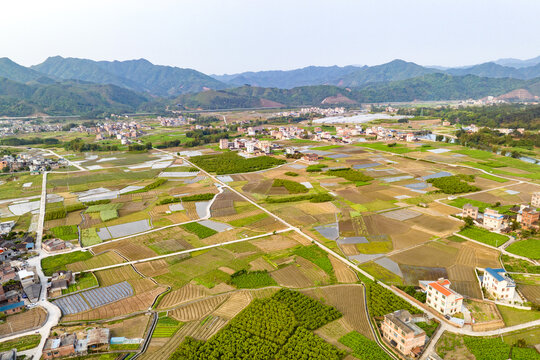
[219,139,229,150]
[482,268,516,301]
[381,310,426,358]
[423,279,463,316]
[483,208,508,232]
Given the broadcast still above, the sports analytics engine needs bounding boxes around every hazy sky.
[1,0,540,74]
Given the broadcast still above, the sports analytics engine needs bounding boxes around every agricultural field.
[0,307,47,336]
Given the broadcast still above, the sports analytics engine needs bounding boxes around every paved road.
[0,172,62,358]
[46,149,86,171]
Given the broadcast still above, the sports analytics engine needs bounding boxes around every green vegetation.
[416,321,438,337]
[110,344,140,350]
[181,193,215,202]
[458,226,508,247]
[357,142,416,154]
[284,171,299,177]
[306,164,328,172]
[152,316,183,338]
[272,179,309,194]
[462,336,511,360]
[396,285,426,303]
[323,168,372,183]
[50,225,78,241]
[311,145,343,151]
[228,213,268,227]
[86,203,122,213]
[339,331,391,360]
[293,245,335,279]
[506,239,540,260]
[191,152,286,175]
[366,282,422,317]
[447,197,514,213]
[65,203,86,212]
[62,272,98,294]
[266,193,333,203]
[126,178,167,194]
[497,305,540,326]
[479,173,509,183]
[81,228,102,246]
[229,269,277,288]
[501,254,540,274]
[427,175,479,194]
[45,208,67,221]
[511,347,540,360]
[171,289,343,360]
[181,222,217,239]
[42,251,93,276]
[100,209,119,222]
[0,335,41,352]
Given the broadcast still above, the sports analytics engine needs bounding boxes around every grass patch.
[360,262,402,285]
[311,145,343,151]
[0,335,41,352]
[42,251,93,276]
[272,179,309,194]
[100,209,119,222]
[181,222,218,239]
[479,173,509,183]
[416,321,438,337]
[50,225,78,241]
[355,241,393,254]
[458,226,508,247]
[293,245,335,279]
[81,228,102,247]
[228,213,269,227]
[502,254,540,273]
[62,272,98,294]
[339,331,391,360]
[86,203,122,213]
[229,269,277,288]
[497,305,540,326]
[462,335,511,360]
[506,239,540,260]
[284,171,298,177]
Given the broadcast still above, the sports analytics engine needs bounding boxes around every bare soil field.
[447,265,482,299]
[140,321,198,360]
[93,240,157,260]
[400,264,448,286]
[158,283,209,310]
[135,259,170,277]
[390,242,459,268]
[391,228,433,249]
[212,291,252,319]
[108,314,151,338]
[62,287,164,322]
[0,307,47,336]
[519,284,540,303]
[242,179,273,194]
[169,295,228,321]
[249,257,275,271]
[206,282,236,295]
[271,264,313,288]
[302,285,373,339]
[405,214,460,235]
[329,256,357,283]
[95,265,141,286]
[251,233,301,252]
[364,214,409,237]
[296,256,330,285]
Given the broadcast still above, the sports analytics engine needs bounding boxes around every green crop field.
[458,226,508,247]
[506,239,540,260]
[42,251,93,275]
[181,222,218,239]
[228,213,268,227]
[339,331,391,360]
[81,228,102,247]
[62,272,98,294]
[0,335,41,352]
[229,269,277,288]
[152,316,183,338]
[51,225,79,241]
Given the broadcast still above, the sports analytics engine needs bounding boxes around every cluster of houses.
[219,138,273,155]
[42,327,143,359]
[47,270,76,298]
[67,121,148,145]
[274,106,346,118]
[0,151,67,174]
[0,263,41,314]
[158,116,188,127]
[462,191,540,233]
[383,268,520,358]
[0,120,63,137]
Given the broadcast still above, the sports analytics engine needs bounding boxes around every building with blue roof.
[0,301,24,315]
[482,268,516,302]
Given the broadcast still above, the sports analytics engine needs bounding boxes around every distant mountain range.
[1,55,540,116]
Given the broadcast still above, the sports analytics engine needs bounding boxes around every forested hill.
[0,77,155,117]
[31,56,227,96]
[173,74,536,110]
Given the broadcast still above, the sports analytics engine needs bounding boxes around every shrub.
[427,175,479,194]
[323,168,372,183]
[272,179,309,194]
[284,171,298,177]
[191,152,285,174]
[229,270,277,288]
[181,222,217,239]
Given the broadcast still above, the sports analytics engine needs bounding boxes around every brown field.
[200,228,246,246]
[242,179,273,194]
[212,291,252,319]
[449,241,501,268]
[330,256,357,283]
[519,284,540,303]
[271,204,318,227]
[62,287,164,322]
[108,314,151,338]
[158,283,209,310]
[214,209,261,223]
[391,228,433,249]
[206,282,236,295]
[364,214,409,237]
[296,257,330,285]
[0,307,47,336]
[447,265,482,299]
[250,287,279,299]
[135,259,170,277]
[302,285,373,339]
[218,266,235,275]
[249,257,275,271]
[191,316,228,341]
[94,265,141,286]
[271,265,313,288]
[390,242,459,268]
[141,321,199,360]
[164,212,191,223]
[405,214,460,236]
[251,233,301,253]
[169,295,228,321]
[400,264,448,286]
[45,211,82,228]
[67,251,125,272]
[92,240,157,261]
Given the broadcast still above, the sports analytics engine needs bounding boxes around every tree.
[461,216,474,230]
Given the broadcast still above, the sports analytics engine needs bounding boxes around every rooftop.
[485,268,516,286]
[385,310,425,337]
